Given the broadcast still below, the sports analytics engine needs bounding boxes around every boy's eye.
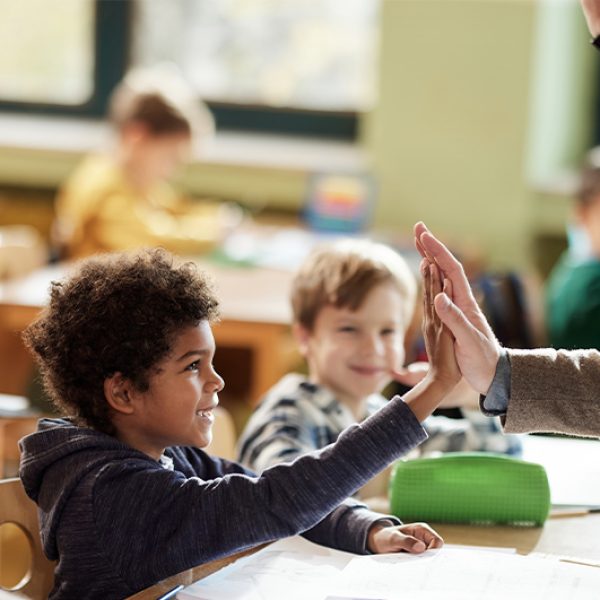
[381,328,396,336]
[186,360,201,372]
[338,326,357,333]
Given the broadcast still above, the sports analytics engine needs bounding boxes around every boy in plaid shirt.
[239,239,521,499]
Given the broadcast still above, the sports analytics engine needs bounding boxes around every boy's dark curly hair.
[23,249,219,435]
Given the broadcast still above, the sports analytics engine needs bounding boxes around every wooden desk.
[126,544,267,600]
[431,513,600,562]
[0,260,298,404]
[126,513,600,599]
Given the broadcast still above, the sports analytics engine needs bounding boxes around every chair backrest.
[0,478,55,599]
[0,414,41,479]
[205,406,237,460]
[471,271,536,349]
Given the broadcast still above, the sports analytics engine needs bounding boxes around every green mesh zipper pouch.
[389,452,550,526]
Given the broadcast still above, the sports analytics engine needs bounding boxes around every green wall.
[366,0,594,269]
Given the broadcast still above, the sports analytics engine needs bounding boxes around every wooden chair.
[0,416,41,480]
[204,406,237,461]
[0,478,55,599]
[0,395,42,479]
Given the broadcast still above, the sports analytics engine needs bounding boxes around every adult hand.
[367,522,443,554]
[581,0,600,37]
[414,222,500,395]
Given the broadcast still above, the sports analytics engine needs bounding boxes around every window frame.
[0,0,357,139]
[0,0,130,118]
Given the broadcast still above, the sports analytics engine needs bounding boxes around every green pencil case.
[389,452,550,526]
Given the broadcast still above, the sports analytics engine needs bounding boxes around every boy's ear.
[292,323,311,358]
[104,372,136,415]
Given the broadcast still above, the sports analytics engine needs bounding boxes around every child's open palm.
[422,261,461,389]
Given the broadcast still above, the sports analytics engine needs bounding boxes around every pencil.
[559,557,600,569]
[156,583,184,600]
[549,507,600,519]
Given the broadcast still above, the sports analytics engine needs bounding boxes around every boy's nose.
[363,333,385,356]
[211,369,225,393]
[203,365,225,393]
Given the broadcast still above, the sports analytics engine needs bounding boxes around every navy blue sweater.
[19,396,426,599]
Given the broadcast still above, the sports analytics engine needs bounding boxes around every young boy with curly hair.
[20,248,457,600]
[238,239,520,498]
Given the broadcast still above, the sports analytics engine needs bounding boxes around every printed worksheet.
[177,538,600,600]
[177,537,355,600]
[330,547,600,600]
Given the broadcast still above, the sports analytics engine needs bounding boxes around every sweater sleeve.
[175,443,401,555]
[479,349,511,416]
[301,498,401,554]
[93,396,426,588]
[503,348,600,437]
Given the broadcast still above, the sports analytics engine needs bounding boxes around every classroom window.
[0,0,95,105]
[131,0,379,113]
[0,0,379,138]
[130,0,380,137]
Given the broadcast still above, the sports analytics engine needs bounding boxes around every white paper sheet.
[177,539,600,600]
[330,547,600,600]
[177,537,354,600]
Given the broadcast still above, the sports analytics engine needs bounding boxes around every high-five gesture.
[401,249,461,421]
[414,222,500,395]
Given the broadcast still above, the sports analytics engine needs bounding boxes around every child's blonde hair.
[108,64,215,139]
[291,239,416,330]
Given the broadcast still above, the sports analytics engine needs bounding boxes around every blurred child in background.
[54,65,240,259]
[547,147,600,350]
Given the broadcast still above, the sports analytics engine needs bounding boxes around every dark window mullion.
[210,104,356,139]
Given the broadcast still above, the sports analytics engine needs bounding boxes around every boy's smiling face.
[297,282,407,412]
[111,321,224,459]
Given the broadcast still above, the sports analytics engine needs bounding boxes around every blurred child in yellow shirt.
[54,66,239,259]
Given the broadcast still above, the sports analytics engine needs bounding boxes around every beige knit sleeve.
[504,348,600,438]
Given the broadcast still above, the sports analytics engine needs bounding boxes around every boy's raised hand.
[414,222,500,395]
[421,258,461,391]
[391,362,480,409]
[367,522,443,554]
[398,231,461,421]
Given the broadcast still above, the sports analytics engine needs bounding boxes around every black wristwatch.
[592,34,600,51]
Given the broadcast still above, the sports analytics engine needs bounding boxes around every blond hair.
[291,239,416,330]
